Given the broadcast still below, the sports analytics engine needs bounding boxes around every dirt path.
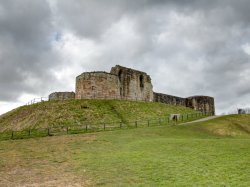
[179,115,222,125]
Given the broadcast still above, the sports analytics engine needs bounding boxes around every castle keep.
[49,65,215,114]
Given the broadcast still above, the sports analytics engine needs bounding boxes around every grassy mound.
[0,99,197,132]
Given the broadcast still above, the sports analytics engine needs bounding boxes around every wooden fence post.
[11,131,14,139]
[28,129,31,136]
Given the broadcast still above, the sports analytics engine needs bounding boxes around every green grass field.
[0,114,249,186]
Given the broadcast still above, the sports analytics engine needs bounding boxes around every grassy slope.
[0,114,250,186]
[0,99,196,132]
[181,114,250,138]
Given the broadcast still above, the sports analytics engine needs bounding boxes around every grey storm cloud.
[1,0,250,114]
[0,0,61,101]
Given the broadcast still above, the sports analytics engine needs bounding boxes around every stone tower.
[75,72,120,99]
[110,65,154,101]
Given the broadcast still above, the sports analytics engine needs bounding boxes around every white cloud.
[0,102,22,115]
[242,43,250,55]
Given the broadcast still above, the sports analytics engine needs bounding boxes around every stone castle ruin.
[49,65,215,115]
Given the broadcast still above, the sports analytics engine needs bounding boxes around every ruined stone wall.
[153,92,186,106]
[110,65,154,101]
[186,96,215,115]
[75,72,120,99]
[49,92,75,101]
[153,93,215,114]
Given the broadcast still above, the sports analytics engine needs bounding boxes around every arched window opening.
[118,70,124,97]
[118,70,123,82]
[140,75,144,88]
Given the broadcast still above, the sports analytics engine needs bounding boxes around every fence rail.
[0,112,213,141]
[26,97,48,105]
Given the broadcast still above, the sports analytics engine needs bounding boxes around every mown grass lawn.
[0,115,250,186]
[72,126,250,186]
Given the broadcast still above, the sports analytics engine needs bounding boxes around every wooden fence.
[0,112,212,141]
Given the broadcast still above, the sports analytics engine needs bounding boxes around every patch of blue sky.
[52,32,62,42]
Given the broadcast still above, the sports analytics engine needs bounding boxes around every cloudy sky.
[1,0,250,115]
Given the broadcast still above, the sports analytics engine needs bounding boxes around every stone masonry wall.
[75,72,120,99]
[110,65,154,101]
[153,93,215,114]
[49,92,75,101]
[186,96,215,115]
[153,92,186,107]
